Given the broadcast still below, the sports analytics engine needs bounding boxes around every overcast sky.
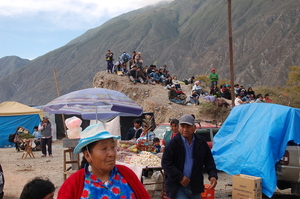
[0,0,173,60]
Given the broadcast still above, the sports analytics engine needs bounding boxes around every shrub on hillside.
[200,101,230,124]
[251,66,300,108]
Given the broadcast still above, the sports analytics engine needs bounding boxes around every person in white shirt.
[235,94,249,106]
[192,81,206,96]
[172,75,181,89]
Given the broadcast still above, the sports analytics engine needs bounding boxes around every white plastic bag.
[151,171,163,191]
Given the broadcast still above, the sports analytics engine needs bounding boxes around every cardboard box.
[201,184,215,199]
[232,174,262,199]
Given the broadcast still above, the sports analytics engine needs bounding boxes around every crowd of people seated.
[105,51,274,106]
[216,83,272,103]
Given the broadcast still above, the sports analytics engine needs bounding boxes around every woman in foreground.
[57,124,150,199]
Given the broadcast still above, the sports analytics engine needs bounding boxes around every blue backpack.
[123,54,129,63]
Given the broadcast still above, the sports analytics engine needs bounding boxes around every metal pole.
[227,0,235,107]
[53,68,67,137]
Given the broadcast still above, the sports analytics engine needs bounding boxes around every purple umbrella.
[42,88,143,120]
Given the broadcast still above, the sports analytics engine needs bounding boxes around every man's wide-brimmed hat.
[74,124,120,153]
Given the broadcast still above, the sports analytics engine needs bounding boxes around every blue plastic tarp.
[212,103,300,198]
[0,114,41,147]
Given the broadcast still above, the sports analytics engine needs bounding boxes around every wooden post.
[227,0,235,107]
[53,68,67,137]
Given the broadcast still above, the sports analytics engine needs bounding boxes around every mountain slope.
[0,0,299,105]
[0,56,30,79]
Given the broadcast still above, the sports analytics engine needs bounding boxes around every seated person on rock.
[121,65,128,75]
[172,75,181,89]
[264,93,273,103]
[137,67,148,84]
[140,67,155,85]
[165,76,173,89]
[150,69,163,83]
[242,94,252,102]
[125,119,143,140]
[234,94,249,106]
[240,89,247,98]
[223,84,232,100]
[188,76,195,84]
[129,65,144,84]
[234,84,241,95]
[168,85,184,104]
[247,87,256,99]
[210,83,221,98]
[147,65,156,76]
[188,90,200,105]
[164,70,171,79]
[158,68,167,82]
[192,81,206,96]
[255,94,265,103]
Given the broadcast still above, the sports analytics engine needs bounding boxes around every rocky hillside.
[0,56,30,79]
[92,71,214,124]
[0,0,300,105]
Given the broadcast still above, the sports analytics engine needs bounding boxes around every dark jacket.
[129,69,138,79]
[165,79,173,86]
[162,133,218,198]
[223,88,231,100]
[125,128,142,140]
[210,87,220,95]
[168,89,178,100]
[138,70,148,81]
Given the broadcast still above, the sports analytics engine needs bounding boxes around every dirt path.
[0,140,233,199]
[0,140,291,199]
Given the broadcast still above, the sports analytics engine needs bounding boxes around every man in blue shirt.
[120,51,131,70]
[162,114,218,199]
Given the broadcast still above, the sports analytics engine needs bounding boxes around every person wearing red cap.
[208,69,219,88]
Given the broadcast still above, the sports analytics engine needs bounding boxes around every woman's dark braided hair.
[80,141,98,169]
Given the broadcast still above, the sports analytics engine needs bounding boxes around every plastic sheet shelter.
[0,101,43,147]
[212,103,300,198]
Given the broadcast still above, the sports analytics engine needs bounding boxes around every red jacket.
[57,164,150,199]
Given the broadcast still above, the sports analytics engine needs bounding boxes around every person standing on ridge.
[105,50,114,73]
[120,51,131,70]
[209,69,219,88]
[131,51,137,65]
[135,52,143,70]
